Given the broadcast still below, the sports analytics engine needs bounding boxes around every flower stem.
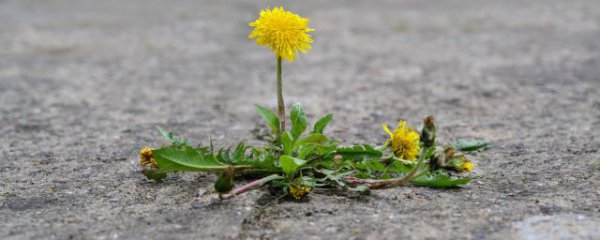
[277,57,285,132]
[220,174,278,200]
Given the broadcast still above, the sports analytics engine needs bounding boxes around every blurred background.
[1,0,598,142]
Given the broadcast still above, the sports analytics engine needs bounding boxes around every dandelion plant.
[139,6,480,201]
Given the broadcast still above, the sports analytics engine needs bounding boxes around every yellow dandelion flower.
[447,155,474,172]
[288,184,311,200]
[461,161,473,172]
[249,6,314,62]
[383,121,420,161]
[140,147,158,169]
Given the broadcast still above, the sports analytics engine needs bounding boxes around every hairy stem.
[277,57,285,132]
[220,174,279,200]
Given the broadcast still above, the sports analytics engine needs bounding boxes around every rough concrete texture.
[1,0,599,239]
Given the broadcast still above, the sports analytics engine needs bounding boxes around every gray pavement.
[1,0,599,239]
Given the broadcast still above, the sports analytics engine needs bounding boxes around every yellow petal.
[382,124,393,137]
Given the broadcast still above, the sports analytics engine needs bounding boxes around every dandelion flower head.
[383,121,420,161]
[461,160,473,172]
[140,147,158,169]
[249,6,314,62]
[288,184,311,200]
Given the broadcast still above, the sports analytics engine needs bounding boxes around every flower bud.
[214,170,235,193]
[446,155,474,172]
[420,116,436,148]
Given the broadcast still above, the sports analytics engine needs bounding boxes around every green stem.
[375,140,390,151]
[277,57,285,132]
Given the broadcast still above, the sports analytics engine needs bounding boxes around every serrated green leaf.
[255,104,280,135]
[217,148,230,163]
[450,139,491,152]
[311,113,333,134]
[315,169,353,187]
[355,159,387,178]
[209,136,214,152]
[211,142,252,166]
[155,127,188,145]
[232,142,247,161]
[153,145,251,172]
[279,155,306,177]
[411,171,471,188]
[247,147,278,171]
[290,103,308,140]
[142,169,167,182]
[336,144,383,161]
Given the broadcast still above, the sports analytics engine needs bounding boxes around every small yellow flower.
[383,121,420,161]
[461,161,473,172]
[447,155,474,172]
[288,184,311,200]
[249,6,314,62]
[140,147,158,169]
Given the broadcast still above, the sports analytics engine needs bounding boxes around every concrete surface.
[1,0,599,239]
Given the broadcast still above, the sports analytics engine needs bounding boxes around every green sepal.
[214,171,235,193]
